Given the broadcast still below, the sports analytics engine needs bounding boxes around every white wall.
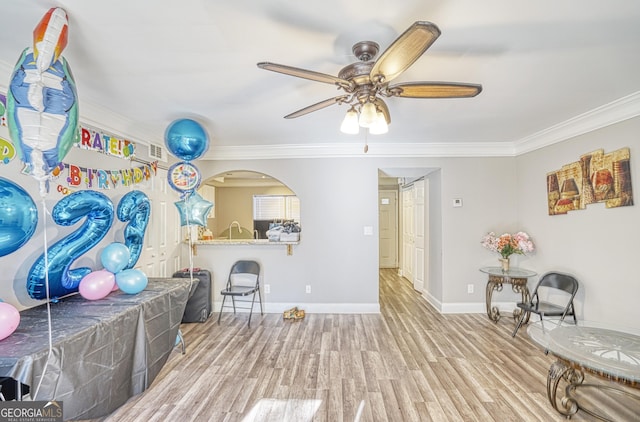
[515,117,640,327]
[0,123,180,310]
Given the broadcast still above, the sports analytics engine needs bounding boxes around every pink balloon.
[0,302,20,341]
[79,270,115,301]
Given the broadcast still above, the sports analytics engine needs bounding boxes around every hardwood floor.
[92,269,619,421]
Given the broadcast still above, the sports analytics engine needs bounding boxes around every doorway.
[379,168,434,296]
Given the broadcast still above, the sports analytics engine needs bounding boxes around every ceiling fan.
[257,21,482,134]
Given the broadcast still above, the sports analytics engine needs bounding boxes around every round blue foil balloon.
[164,118,209,161]
[0,177,38,257]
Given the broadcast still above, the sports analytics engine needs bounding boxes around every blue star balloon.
[174,192,213,227]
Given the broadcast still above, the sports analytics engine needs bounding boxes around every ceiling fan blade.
[257,62,352,89]
[284,95,351,119]
[385,82,482,98]
[370,21,441,84]
[373,98,391,124]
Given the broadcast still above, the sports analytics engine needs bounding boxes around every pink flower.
[481,231,535,258]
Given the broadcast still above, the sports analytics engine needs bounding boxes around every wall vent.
[148,143,167,162]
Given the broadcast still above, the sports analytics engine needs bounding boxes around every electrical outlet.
[264,284,270,294]
[305,285,311,294]
[467,284,474,294]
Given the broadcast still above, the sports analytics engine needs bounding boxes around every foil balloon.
[0,177,38,257]
[6,7,79,192]
[164,118,209,161]
[0,302,20,341]
[167,161,201,195]
[174,192,213,227]
[27,191,114,300]
[117,190,150,269]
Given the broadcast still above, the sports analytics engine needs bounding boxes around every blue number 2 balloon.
[117,190,150,269]
[27,190,114,299]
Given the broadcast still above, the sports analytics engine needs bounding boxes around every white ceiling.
[2,1,640,159]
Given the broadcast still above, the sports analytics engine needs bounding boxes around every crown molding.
[201,142,516,160]
[513,91,640,155]
[3,56,638,160]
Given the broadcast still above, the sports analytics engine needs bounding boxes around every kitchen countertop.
[190,239,299,245]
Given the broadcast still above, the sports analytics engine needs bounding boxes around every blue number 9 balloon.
[0,177,38,257]
[117,190,150,269]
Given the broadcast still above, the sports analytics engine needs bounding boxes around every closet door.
[402,184,415,284]
[137,167,175,277]
[413,180,425,292]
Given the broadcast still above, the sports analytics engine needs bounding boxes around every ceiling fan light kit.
[359,102,378,127]
[258,21,482,135]
[340,107,360,134]
[369,111,389,135]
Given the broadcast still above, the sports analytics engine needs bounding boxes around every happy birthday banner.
[76,125,136,159]
[50,161,158,190]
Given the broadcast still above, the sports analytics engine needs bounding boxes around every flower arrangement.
[481,231,535,259]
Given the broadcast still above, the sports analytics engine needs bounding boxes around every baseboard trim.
[422,293,517,315]
[214,301,381,314]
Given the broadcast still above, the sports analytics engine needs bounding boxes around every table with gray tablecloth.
[0,277,195,420]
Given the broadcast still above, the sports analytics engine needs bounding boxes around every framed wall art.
[547,147,633,215]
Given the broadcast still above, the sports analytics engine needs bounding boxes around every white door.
[379,190,398,268]
[137,167,176,277]
[413,180,425,292]
[401,184,415,284]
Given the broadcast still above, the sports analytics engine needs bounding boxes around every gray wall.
[195,154,520,312]
[515,117,640,327]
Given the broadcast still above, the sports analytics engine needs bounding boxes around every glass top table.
[479,266,537,323]
[527,320,640,420]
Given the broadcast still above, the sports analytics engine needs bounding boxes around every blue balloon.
[117,191,150,270]
[101,242,130,273]
[27,191,114,300]
[164,118,209,161]
[0,177,38,257]
[174,192,213,227]
[116,269,148,294]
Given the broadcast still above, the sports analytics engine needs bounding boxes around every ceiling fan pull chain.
[364,131,369,154]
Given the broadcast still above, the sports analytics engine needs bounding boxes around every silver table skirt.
[0,277,195,420]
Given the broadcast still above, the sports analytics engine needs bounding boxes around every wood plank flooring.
[90,269,628,421]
